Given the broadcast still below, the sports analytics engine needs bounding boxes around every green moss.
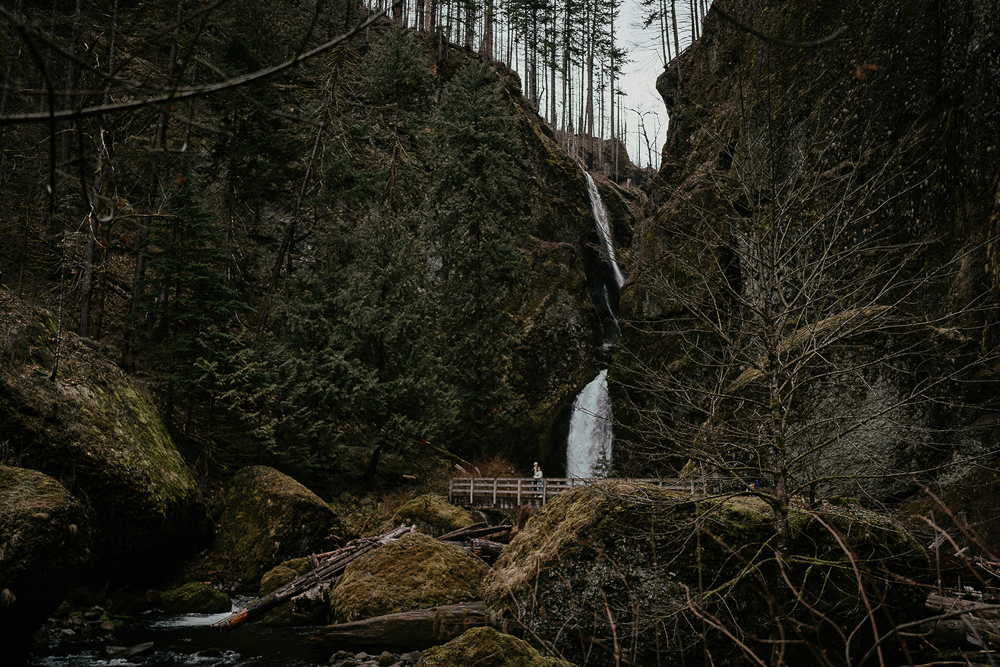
[159,582,230,614]
[382,493,473,536]
[214,466,342,583]
[418,627,571,667]
[484,481,928,667]
[329,532,482,623]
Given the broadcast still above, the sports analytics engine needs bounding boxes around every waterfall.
[566,369,613,477]
[566,169,622,478]
[583,171,625,289]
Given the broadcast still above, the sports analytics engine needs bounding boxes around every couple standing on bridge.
[533,462,544,486]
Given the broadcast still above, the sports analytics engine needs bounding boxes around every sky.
[618,0,671,171]
[615,0,705,172]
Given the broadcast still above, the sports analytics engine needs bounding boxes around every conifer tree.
[268,212,456,481]
[426,62,530,454]
[136,175,250,434]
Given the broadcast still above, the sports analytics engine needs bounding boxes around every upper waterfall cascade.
[583,171,625,289]
[566,169,623,477]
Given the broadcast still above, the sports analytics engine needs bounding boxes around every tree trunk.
[308,602,487,654]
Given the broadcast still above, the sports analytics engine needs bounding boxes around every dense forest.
[0,0,669,491]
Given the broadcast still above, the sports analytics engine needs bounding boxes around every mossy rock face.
[159,582,230,614]
[214,466,342,583]
[416,627,571,667]
[329,532,483,623]
[0,290,212,580]
[0,466,91,664]
[382,494,475,537]
[483,481,928,667]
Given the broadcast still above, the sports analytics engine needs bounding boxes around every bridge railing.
[448,476,728,509]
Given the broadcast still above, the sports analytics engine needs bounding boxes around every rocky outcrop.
[0,466,91,665]
[416,627,571,667]
[483,481,928,667]
[0,289,212,581]
[213,465,343,583]
[614,0,1000,502]
[329,532,483,623]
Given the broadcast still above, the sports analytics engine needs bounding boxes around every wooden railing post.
[469,478,474,506]
[517,478,522,507]
[493,478,498,506]
[542,479,548,506]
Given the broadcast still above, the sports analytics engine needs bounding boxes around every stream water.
[28,603,321,667]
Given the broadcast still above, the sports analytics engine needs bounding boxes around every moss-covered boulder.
[0,466,91,664]
[382,494,475,537]
[329,532,483,623]
[214,466,342,583]
[484,481,928,667]
[0,290,213,580]
[260,557,313,596]
[417,627,571,667]
[258,557,326,627]
[159,582,230,614]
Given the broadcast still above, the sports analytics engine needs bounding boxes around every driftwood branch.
[211,525,414,630]
[308,602,487,654]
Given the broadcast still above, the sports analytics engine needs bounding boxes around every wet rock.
[213,466,343,583]
[329,532,482,623]
[0,465,90,665]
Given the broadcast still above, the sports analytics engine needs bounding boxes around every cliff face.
[614,0,1000,504]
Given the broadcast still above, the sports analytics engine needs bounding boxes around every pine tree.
[268,212,457,481]
[425,62,530,454]
[135,175,251,435]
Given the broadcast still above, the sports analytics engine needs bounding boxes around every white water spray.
[566,369,613,478]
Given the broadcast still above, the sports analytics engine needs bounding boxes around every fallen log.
[442,538,506,563]
[436,523,511,542]
[926,592,1000,620]
[308,602,487,655]
[211,525,413,630]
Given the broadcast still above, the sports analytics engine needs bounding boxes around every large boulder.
[329,531,483,623]
[213,466,343,583]
[382,494,475,537]
[0,290,213,580]
[0,466,91,665]
[417,627,570,667]
[483,481,928,667]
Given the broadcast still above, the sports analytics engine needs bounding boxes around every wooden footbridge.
[448,476,727,509]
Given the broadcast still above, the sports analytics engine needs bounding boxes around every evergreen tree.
[426,62,530,455]
[135,175,250,434]
[269,212,456,481]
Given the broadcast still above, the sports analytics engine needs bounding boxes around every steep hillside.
[614,0,1000,524]
[0,4,635,487]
